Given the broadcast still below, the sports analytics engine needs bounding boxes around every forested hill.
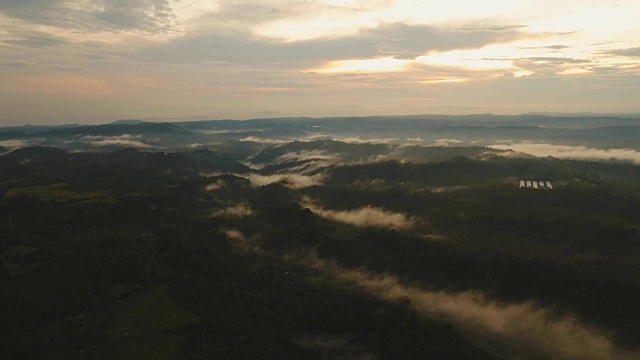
[1,137,639,359]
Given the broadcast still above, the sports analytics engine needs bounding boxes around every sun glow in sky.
[315,57,412,73]
[0,0,639,124]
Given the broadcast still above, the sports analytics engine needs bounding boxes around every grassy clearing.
[1,245,47,276]
[104,282,194,360]
[3,183,116,204]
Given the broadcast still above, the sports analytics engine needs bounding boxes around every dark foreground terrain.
[1,116,640,359]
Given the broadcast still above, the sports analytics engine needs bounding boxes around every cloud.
[489,142,640,164]
[609,47,640,57]
[270,150,341,173]
[0,0,177,34]
[200,171,226,177]
[405,137,425,143]
[132,22,533,69]
[510,56,592,75]
[431,138,463,146]
[274,150,339,163]
[521,57,588,64]
[224,229,246,241]
[196,1,310,30]
[368,23,527,57]
[303,200,415,230]
[457,24,529,33]
[430,185,472,193]
[205,179,225,191]
[81,134,151,148]
[94,0,176,32]
[224,227,265,255]
[331,136,398,144]
[240,136,288,144]
[213,203,254,218]
[0,59,31,68]
[1,1,640,123]
[284,160,336,175]
[242,173,325,189]
[0,140,29,149]
[90,139,152,148]
[2,30,70,49]
[293,254,638,360]
[518,44,571,51]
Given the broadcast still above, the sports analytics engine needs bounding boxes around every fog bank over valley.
[1,114,640,359]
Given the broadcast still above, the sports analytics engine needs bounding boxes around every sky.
[1,0,639,125]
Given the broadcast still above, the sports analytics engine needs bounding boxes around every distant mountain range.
[1,114,639,153]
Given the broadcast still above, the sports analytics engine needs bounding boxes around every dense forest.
[1,116,640,359]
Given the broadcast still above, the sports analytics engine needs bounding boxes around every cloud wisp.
[328,136,399,145]
[0,139,29,149]
[303,199,415,230]
[241,173,326,189]
[205,179,225,191]
[490,142,640,164]
[291,254,638,360]
[223,228,265,255]
[81,134,151,148]
[240,136,288,145]
[213,203,254,218]
[269,149,341,174]
[431,138,463,147]
[223,218,637,359]
[273,149,340,163]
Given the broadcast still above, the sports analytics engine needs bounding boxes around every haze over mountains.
[2,114,640,158]
[1,114,640,359]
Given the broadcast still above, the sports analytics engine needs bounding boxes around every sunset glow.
[314,57,412,74]
[0,0,639,124]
